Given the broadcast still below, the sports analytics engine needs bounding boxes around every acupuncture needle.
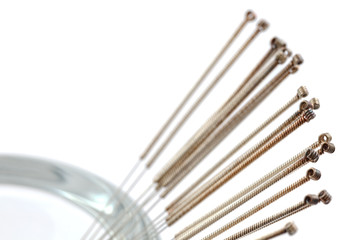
[174,133,331,238]
[166,99,320,218]
[141,86,324,240]
[223,191,332,240]
[81,11,258,240]
[159,53,301,198]
[198,142,335,240]
[156,42,290,189]
[152,20,269,184]
[179,165,319,240]
[154,169,323,240]
[172,141,329,239]
[144,99,317,237]
[175,141,335,240]
[103,31,324,240]
[165,81,312,219]
[165,108,317,227]
[141,10,256,161]
[142,107,317,237]
[158,54,290,195]
[201,165,322,240]
[96,20,270,240]
[75,8,337,240]
[128,43,292,240]
[166,86,309,212]
[107,41,287,240]
[147,18,269,170]
[80,10,255,240]
[109,40,283,240]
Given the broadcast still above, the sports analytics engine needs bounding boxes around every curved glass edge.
[0,154,158,240]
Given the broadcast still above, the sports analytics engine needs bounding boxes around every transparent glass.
[0,154,158,240]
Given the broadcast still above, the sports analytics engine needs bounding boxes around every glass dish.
[0,154,158,240]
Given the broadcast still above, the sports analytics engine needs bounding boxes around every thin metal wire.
[82,10,257,240]
[97,186,158,240]
[80,160,142,240]
[128,202,168,240]
[105,191,160,240]
[88,183,155,240]
[148,219,167,238]
[135,219,168,240]
[114,196,162,240]
[153,223,168,238]
[132,213,167,240]
[153,20,269,184]
[151,211,167,227]
[140,10,256,162]
[166,109,316,226]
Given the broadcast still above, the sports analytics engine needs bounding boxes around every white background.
[0,0,359,239]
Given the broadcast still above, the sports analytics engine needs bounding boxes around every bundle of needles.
[81,10,335,240]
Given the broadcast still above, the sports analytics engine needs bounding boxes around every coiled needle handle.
[255,222,297,240]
